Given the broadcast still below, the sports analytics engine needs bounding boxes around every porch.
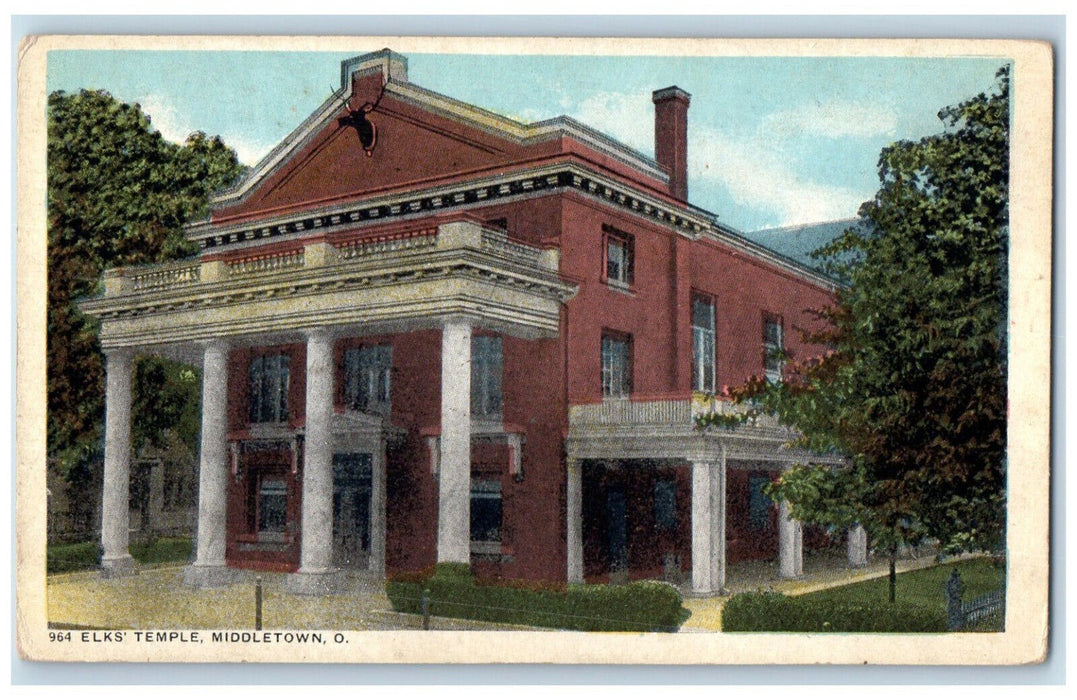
[565,396,862,597]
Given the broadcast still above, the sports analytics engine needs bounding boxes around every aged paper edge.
[15,34,1054,665]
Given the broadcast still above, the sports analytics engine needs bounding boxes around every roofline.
[209,58,670,208]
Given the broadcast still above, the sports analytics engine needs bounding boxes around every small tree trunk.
[888,546,897,604]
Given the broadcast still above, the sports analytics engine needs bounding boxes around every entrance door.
[606,487,628,577]
[332,453,372,567]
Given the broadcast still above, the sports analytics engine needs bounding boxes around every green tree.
[699,67,1009,601]
[48,89,245,474]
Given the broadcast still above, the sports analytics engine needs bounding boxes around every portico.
[82,219,575,592]
[565,396,853,595]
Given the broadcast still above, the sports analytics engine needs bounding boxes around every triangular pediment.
[206,50,669,224]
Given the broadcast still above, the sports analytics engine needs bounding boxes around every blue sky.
[46,49,1007,232]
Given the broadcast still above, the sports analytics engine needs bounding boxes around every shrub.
[387,570,686,632]
[721,591,947,633]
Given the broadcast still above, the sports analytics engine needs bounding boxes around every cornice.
[189,163,712,251]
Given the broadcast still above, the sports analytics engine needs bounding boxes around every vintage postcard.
[15,35,1052,665]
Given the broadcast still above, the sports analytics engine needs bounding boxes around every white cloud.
[690,127,867,227]
[136,93,273,166]
[567,89,655,156]
[762,99,899,140]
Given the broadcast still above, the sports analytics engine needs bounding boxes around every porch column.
[437,319,471,564]
[566,458,583,584]
[847,523,869,568]
[778,499,804,579]
[691,459,723,595]
[100,348,135,577]
[183,339,233,587]
[287,328,340,594]
[369,435,387,576]
[711,448,727,591]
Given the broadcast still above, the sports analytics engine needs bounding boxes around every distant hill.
[742,218,861,272]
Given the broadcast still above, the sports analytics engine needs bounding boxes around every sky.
[45,49,1007,233]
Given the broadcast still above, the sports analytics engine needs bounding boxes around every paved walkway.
[47,552,962,632]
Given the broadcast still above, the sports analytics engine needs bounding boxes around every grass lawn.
[797,556,1005,610]
[47,537,193,574]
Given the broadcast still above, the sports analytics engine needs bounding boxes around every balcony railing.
[568,395,790,432]
[97,222,560,298]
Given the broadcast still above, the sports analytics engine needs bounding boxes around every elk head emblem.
[337,82,385,157]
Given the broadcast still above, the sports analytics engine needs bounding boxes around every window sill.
[470,541,503,556]
[603,278,636,296]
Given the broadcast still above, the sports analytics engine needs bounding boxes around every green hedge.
[47,537,193,574]
[387,566,686,632]
[721,591,947,633]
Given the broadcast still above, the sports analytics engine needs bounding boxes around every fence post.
[255,577,263,631]
[421,589,431,630]
[945,570,964,631]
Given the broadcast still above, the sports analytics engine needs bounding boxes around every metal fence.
[946,570,1005,631]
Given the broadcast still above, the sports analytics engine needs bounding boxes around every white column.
[298,328,335,575]
[847,523,869,568]
[369,435,387,576]
[437,319,472,564]
[691,460,718,595]
[566,458,583,584]
[710,448,727,591]
[184,339,232,586]
[101,348,135,576]
[778,499,804,579]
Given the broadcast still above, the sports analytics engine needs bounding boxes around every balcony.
[81,221,575,355]
[566,395,826,465]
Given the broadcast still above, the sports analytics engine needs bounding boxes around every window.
[258,478,288,538]
[654,479,678,531]
[692,295,717,393]
[601,332,632,398]
[748,475,773,530]
[471,335,503,418]
[763,314,784,383]
[249,353,290,423]
[603,225,634,287]
[344,344,392,414]
[470,478,502,546]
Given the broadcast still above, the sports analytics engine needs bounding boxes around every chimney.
[652,86,691,202]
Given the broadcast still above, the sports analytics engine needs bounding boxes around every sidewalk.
[47,565,537,631]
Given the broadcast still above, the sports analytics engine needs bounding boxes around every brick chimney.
[652,86,691,202]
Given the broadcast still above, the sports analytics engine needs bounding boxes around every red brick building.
[83,50,865,595]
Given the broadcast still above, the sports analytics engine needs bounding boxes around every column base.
[100,555,137,579]
[686,587,730,599]
[283,569,349,596]
[182,564,237,588]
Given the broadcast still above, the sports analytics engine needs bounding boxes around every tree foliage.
[47,89,245,472]
[699,66,1010,556]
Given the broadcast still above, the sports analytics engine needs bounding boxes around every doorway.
[332,453,372,568]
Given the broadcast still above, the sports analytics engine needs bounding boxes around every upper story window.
[344,344,392,415]
[692,294,717,394]
[603,224,634,288]
[763,314,784,383]
[471,335,503,418]
[249,353,290,424]
[601,331,633,399]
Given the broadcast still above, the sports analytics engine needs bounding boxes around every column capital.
[303,327,334,343]
[103,346,135,363]
[201,337,231,352]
